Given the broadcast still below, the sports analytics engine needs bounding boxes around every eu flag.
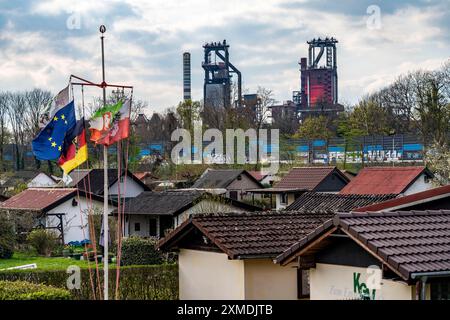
[32,100,76,160]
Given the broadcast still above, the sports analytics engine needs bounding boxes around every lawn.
[0,253,103,271]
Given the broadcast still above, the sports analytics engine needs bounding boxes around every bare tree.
[0,93,11,171]
[7,92,27,170]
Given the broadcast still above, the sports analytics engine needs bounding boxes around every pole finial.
[99,25,106,34]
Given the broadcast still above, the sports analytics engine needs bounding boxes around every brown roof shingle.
[286,192,397,212]
[0,188,77,212]
[276,210,450,281]
[158,211,335,259]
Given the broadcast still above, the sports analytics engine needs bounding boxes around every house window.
[229,191,238,200]
[237,175,242,181]
[149,218,157,237]
[280,193,288,205]
[297,269,310,299]
[424,175,431,184]
[134,223,140,232]
[431,280,450,300]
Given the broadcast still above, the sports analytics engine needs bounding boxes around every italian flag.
[89,99,131,146]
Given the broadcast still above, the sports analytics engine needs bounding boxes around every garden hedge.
[121,237,163,266]
[0,264,178,300]
[0,280,71,300]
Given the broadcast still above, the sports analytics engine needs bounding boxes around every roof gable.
[192,169,263,189]
[276,210,450,281]
[340,166,430,195]
[158,211,334,259]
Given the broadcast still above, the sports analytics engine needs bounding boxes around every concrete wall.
[309,263,413,300]
[179,249,245,300]
[404,173,433,196]
[109,175,144,198]
[47,197,115,243]
[178,249,298,300]
[244,259,297,300]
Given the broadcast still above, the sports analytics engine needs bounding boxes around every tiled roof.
[274,166,348,190]
[0,188,77,212]
[286,192,397,212]
[276,210,450,281]
[353,185,450,212]
[192,169,262,189]
[340,166,430,195]
[158,211,334,259]
[119,190,206,215]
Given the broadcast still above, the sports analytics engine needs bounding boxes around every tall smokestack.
[183,52,191,101]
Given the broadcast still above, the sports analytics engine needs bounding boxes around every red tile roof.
[276,210,450,281]
[0,188,77,212]
[353,184,450,212]
[274,166,348,190]
[339,166,430,195]
[248,171,267,181]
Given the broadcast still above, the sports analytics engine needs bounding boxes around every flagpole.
[99,24,109,301]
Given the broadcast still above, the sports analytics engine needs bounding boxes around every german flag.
[58,118,88,175]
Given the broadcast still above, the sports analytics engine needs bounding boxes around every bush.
[0,280,71,300]
[26,229,59,257]
[121,237,163,266]
[0,215,15,259]
[0,265,178,300]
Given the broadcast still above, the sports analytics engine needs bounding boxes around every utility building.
[293,37,343,120]
[202,40,242,108]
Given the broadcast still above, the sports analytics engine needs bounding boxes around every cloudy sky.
[0,0,449,113]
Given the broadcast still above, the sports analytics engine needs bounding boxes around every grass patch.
[0,252,102,271]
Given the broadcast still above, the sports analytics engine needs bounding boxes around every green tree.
[347,100,393,136]
[293,116,333,140]
[176,99,201,134]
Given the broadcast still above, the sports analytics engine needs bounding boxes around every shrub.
[26,229,59,257]
[0,265,178,300]
[121,236,163,266]
[0,215,15,259]
[0,280,71,300]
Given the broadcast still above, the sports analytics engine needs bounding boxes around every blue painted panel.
[328,146,344,152]
[139,149,151,156]
[313,140,326,147]
[297,145,309,152]
[403,143,423,151]
[149,144,163,151]
[364,145,383,152]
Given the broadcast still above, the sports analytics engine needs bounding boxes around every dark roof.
[274,166,349,190]
[353,185,450,212]
[116,190,261,216]
[69,169,149,195]
[276,210,450,281]
[340,166,433,195]
[192,169,263,189]
[286,192,397,212]
[0,171,41,188]
[158,211,334,259]
[0,188,116,213]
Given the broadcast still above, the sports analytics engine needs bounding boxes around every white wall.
[46,196,115,244]
[404,173,433,196]
[109,175,144,198]
[125,215,159,238]
[179,249,245,300]
[27,174,57,188]
[275,193,296,211]
[309,263,413,300]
